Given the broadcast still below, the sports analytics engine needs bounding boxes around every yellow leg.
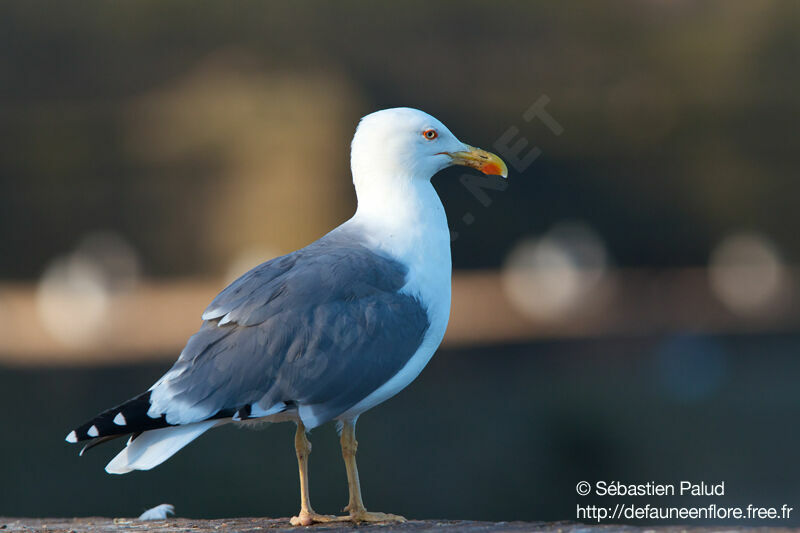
[289,421,339,526]
[339,420,406,523]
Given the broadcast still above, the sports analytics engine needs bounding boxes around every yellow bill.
[444,145,508,178]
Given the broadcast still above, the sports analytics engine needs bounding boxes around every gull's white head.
[350,108,508,197]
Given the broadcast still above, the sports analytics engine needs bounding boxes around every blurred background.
[1,0,799,526]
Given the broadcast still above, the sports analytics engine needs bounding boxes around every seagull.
[65,107,508,525]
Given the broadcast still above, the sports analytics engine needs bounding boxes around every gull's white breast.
[338,179,452,420]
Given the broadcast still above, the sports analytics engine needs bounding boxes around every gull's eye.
[422,129,438,140]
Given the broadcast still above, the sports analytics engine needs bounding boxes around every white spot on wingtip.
[113,412,127,425]
[66,430,78,443]
[88,425,99,437]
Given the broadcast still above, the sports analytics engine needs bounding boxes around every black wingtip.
[66,391,172,444]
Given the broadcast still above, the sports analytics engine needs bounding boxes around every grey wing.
[147,231,430,429]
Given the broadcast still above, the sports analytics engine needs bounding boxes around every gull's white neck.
[347,172,452,321]
[351,175,450,270]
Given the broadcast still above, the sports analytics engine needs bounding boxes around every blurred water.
[2,334,800,525]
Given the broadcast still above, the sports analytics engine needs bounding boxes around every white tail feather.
[106,421,219,474]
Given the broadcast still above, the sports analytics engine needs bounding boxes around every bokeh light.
[708,231,788,316]
[501,222,609,320]
[35,231,140,348]
[74,231,141,291]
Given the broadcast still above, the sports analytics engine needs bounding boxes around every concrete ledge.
[0,518,793,532]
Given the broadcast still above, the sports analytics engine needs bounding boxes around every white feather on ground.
[106,421,218,474]
[138,503,175,521]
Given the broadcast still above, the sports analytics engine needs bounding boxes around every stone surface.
[0,518,796,533]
